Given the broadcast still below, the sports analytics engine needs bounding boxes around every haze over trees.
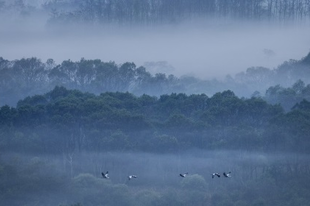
[2,0,310,81]
[1,0,310,206]
[1,52,310,108]
[1,86,310,205]
[3,0,310,25]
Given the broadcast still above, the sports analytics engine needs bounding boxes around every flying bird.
[128,175,137,180]
[223,172,231,178]
[180,172,188,178]
[212,173,221,178]
[102,171,109,179]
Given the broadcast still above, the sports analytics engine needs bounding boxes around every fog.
[2,2,310,205]
[4,150,309,186]
[1,15,310,79]
[2,150,310,205]
[72,150,309,186]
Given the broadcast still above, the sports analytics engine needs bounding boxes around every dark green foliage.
[2,86,310,154]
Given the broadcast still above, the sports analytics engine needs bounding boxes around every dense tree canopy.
[1,86,310,155]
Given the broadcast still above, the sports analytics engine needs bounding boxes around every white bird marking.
[128,175,137,180]
[223,172,231,178]
[180,172,188,178]
[212,173,221,178]
[102,171,109,179]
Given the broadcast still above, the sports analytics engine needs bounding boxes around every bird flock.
[101,171,138,181]
[101,171,231,180]
[212,171,231,178]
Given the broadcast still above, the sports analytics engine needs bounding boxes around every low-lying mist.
[2,150,310,205]
[3,150,308,185]
[1,16,310,79]
[75,150,309,185]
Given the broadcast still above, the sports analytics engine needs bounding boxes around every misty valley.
[1,0,310,206]
[1,76,310,205]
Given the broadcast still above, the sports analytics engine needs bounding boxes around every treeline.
[1,52,310,108]
[0,57,185,106]
[1,86,310,154]
[45,0,310,26]
[36,0,310,25]
[1,0,310,26]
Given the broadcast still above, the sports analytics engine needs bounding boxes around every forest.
[1,71,310,205]
[2,0,310,26]
[46,0,310,26]
[1,41,310,206]
[1,0,310,206]
[1,78,310,154]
